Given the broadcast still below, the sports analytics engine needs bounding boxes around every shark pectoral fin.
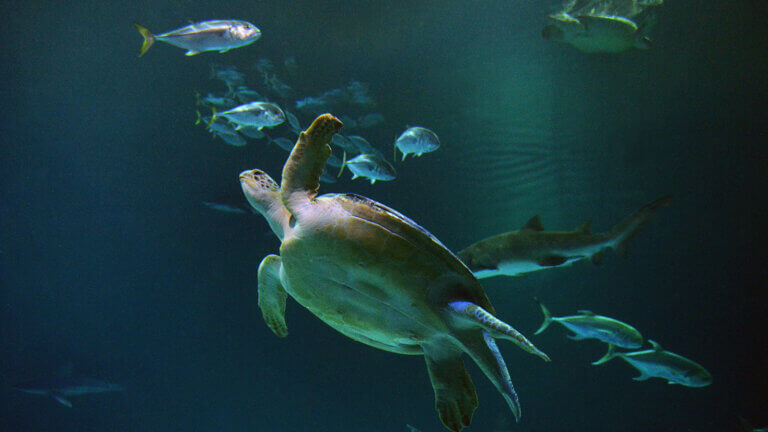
[51,392,72,407]
[185,50,201,56]
[632,373,652,382]
[257,255,289,338]
[537,255,567,267]
[422,343,478,431]
[591,251,604,265]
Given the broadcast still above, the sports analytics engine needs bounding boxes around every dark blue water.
[1,1,766,431]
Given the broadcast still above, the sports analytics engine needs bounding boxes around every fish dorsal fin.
[577,309,595,316]
[649,340,663,351]
[577,219,592,234]
[522,215,544,231]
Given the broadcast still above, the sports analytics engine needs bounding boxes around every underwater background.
[0,0,766,431]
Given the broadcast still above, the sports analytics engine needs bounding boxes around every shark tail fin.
[134,23,155,57]
[533,297,553,335]
[609,195,672,258]
[592,343,618,365]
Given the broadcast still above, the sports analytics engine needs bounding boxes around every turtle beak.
[239,169,254,182]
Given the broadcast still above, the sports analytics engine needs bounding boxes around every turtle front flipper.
[460,330,522,422]
[280,114,343,213]
[257,254,289,338]
[422,343,478,432]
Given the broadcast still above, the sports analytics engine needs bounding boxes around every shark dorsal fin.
[576,219,592,234]
[577,309,595,316]
[649,340,663,351]
[522,215,544,231]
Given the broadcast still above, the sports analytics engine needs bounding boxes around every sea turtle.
[542,12,652,53]
[239,114,550,431]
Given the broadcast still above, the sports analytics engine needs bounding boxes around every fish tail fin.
[337,151,346,177]
[533,297,553,335]
[609,195,672,258]
[194,110,202,125]
[592,343,618,365]
[208,107,219,126]
[134,23,155,57]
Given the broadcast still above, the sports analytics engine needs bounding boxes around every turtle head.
[239,169,291,240]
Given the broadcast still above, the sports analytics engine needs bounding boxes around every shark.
[457,195,672,278]
[13,377,124,407]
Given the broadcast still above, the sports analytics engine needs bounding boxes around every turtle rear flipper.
[280,114,343,213]
[257,255,289,338]
[460,331,522,422]
[422,343,478,432]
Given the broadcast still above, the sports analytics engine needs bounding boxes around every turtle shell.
[329,193,495,313]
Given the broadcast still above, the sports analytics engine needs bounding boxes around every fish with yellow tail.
[458,195,672,279]
[533,298,643,351]
[593,340,712,387]
[134,20,260,57]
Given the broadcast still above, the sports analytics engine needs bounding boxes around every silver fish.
[238,126,266,139]
[270,137,295,152]
[331,134,358,153]
[195,92,236,108]
[356,113,385,129]
[264,74,294,99]
[210,64,245,87]
[342,153,396,184]
[285,111,301,131]
[134,20,261,57]
[215,101,285,130]
[233,86,263,103]
[295,96,330,114]
[215,131,247,147]
[394,126,440,160]
[593,340,712,387]
[13,377,124,407]
[347,135,384,159]
[320,167,338,184]
[202,201,248,214]
[346,81,375,106]
[534,299,643,350]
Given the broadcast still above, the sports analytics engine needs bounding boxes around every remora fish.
[534,298,643,350]
[592,340,712,388]
[13,377,124,407]
[458,195,672,279]
[134,20,261,57]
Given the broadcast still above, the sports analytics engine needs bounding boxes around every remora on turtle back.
[593,340,712,388]
[457,195,671,279]
[239,114,549,432]
[533,298,643,352]
[134,20,261,57]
